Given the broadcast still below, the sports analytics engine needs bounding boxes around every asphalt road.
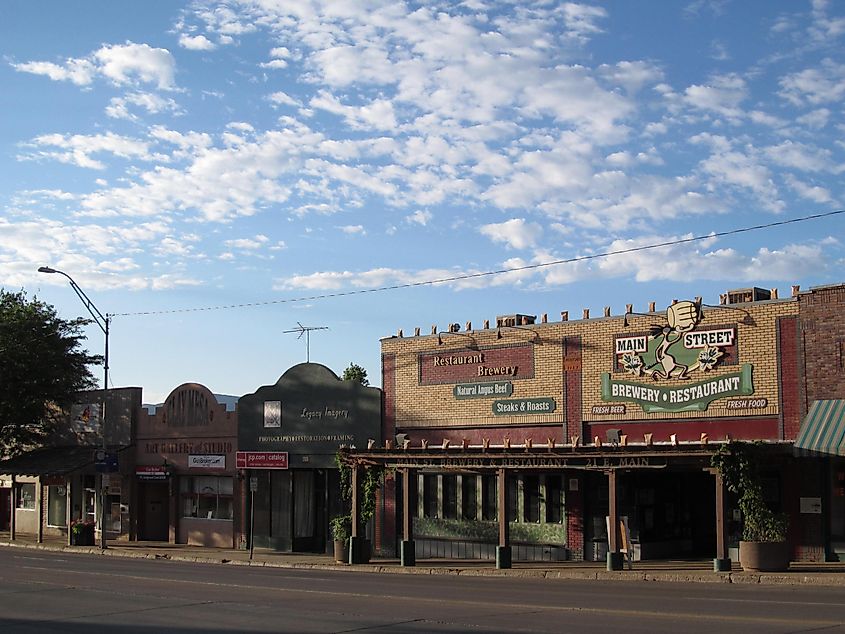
[2,548,845,633]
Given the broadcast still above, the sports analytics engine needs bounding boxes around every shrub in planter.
[711,442,789,571]
[330,514,351,562]
[70,520,95,546]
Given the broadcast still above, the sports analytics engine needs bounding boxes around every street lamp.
[38,266,111,550]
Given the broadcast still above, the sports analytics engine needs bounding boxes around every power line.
[114,208,845,318]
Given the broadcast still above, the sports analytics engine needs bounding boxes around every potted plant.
[711,442,789,571]
[330,514,352,562]
[70,519,95,546]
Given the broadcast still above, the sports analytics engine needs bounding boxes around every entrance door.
[140,482,169,541]
[0,489,10,531]
[292,470,326,552]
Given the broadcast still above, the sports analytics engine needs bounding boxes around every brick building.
[351,282,845,569]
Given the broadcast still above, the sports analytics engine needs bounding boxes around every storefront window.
[524,475,540,523]
[461,475,477,520]
[47,485,67,526]
[545,475,563,523]
[442,475,457,519]
[180,476,233,520]
[422,474,437,518]
[481,474,497,521]
[17,483,36,510]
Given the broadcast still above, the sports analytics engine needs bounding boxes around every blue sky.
[2,0,844,403]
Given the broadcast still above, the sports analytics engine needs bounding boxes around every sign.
[800,497,822,514]
[188,454,226,469]
[601,364,754,413]
[453,381,512,400]
[95,450,119,473]
[419,344,535,385]
[389,455,667,470]
[136,465,169,480]
[492,398,556,416]
[236,451,289,469]
[249,476,258,492]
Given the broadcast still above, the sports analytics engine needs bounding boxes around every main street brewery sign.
[602,300,754,413]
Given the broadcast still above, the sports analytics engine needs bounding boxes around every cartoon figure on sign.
[646,300,700,380]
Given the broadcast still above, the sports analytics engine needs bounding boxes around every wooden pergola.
[340,441,742,570]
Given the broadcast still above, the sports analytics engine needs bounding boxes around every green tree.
[342,362,369,386]
[0,289,98,456]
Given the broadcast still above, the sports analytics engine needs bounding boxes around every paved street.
[2,546,845,633]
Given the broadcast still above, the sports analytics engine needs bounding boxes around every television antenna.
[283,322,329,362]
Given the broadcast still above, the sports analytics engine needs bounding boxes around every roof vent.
[722,287,771,305]
[496,314,536,327]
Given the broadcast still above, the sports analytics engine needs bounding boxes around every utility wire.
[114,208,845,318]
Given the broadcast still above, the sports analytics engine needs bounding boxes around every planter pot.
[739,541,790,572]
[333,539,347,563]
[70,524,95,546]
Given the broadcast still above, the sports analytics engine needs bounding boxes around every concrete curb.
[4,540,845,586]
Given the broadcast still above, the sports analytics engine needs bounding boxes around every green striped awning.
[795,400,845,456]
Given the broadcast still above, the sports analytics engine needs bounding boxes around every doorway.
[139,482,169,541]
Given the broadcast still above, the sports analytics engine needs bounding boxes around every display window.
[180,476,233,520]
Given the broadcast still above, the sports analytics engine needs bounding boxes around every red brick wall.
[778,316,803,440]
[800,285,845,406]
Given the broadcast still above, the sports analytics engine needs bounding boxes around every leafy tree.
[342,362,369,386]
[0,289,98,456]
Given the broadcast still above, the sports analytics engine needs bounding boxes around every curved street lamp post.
[38,267,111,550]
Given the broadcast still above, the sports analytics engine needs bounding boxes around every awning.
[0,446,96,477]
[795,400,845,456]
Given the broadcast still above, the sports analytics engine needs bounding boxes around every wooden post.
[401,468,415,566]
[9,475,15,541]
[36,480,43,544]
[496,468,511,568]
[66,479,72,546]
[349,464,366,564]
[606,469,622,570]
[714,471,731,571]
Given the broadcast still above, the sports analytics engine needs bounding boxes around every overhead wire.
[113,208,845,318]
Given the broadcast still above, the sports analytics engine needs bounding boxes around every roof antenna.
[283,322,329,362]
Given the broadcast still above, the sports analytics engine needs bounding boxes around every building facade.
[365,284,845,566]
[133,383,238,547]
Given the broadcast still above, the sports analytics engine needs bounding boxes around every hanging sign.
[492,398,556,416]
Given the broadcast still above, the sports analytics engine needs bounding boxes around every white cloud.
[12,59,96,85]
[13,41,177,90]
[406,210,432,226]
[683,74,747,120]
[19,132,161,170]
[105,92,181,120]
[339,225,365,235]
[267,91,300,107]
[479,218,542,250]
[224,235,270,250]
[779,59,845,106]
[179,34,216,51]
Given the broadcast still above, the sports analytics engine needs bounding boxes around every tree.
[342,362,369,386]
[0,289,98,457]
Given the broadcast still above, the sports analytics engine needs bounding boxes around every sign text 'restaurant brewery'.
[419,344,534,385]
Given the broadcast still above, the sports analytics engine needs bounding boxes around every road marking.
[15,566,845,628]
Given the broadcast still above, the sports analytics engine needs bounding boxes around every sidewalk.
[3,533,845,587]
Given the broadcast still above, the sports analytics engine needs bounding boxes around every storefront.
[134,383,238,547]
[0,387,140,545]
[371,286,824,567]
[237,363,381,553]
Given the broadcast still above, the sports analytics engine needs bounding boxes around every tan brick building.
[358,282,845,569]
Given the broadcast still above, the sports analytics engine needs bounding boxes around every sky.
[2,0,844,404]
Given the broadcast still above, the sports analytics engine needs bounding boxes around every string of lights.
[114,208,845,318]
